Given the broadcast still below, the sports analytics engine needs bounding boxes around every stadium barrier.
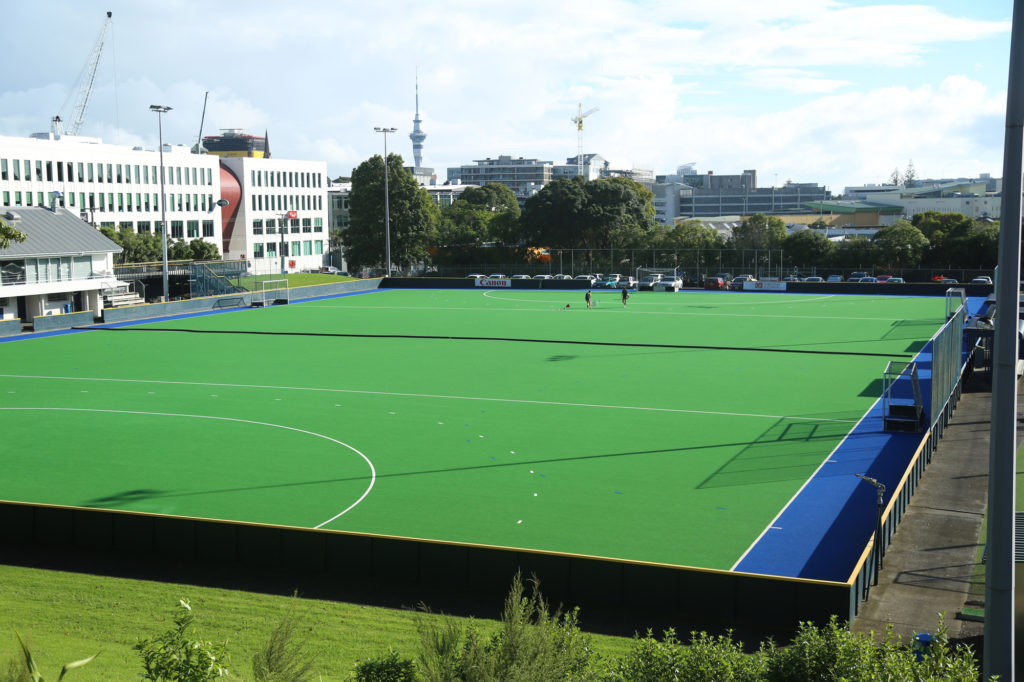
[846,300,970,611]
[0,499,854,633]
[32,310,96,332]
[0,318,22,336]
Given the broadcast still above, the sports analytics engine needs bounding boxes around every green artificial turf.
[0,289,946,570]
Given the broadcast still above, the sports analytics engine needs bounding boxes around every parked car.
[534,274,553,280]
[574,274,596,282]
[618,276,637,289]
[596,274,622,288]
[803,276,824,282]
[488,273,506,278]
[730,275,757,290]
[940,278,959,284]
[511,274,531,279]
[715,272,733,283]
[553,273,572,280]
[467,273,485,279]
[783,274,800,282]
[875,275,892,283]
[638,274,662,290]
[703,276,726,290]
[319,266,342,275]
[887,277,905,283]
[971,276,993,284]
[849,271,868,280]
[655,274,684,292]
[826,275,843,283]
[859,276,878,283]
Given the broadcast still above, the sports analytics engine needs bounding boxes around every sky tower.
[409,75,426,168]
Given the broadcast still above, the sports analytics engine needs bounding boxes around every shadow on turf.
[82,419,864,506]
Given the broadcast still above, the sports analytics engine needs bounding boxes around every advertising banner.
[746,281,787,291]
[475,277,511,288]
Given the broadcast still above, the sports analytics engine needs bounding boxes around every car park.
[859,276,878,283]
[875,275,892,283]
[655,274,684,292]
[703,276,726,290]
[638,274,662,290]
[803,276,823,282]
[940,278,959,284]
[887,277,905,283]
[971,276,993,284]
[849,271,868,280]
[467,274,485,279]
[783,274,800,282]
[618,276,637,289]
[534,274,553,280]
[574,274,596,282]
[715,272,732,283]
[826,275,843,283]
[596,274,622,288]
[511,274,531,279]
[553,274,572,280]
[488,273,506,278]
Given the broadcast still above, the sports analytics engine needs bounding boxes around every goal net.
[252,279,290,307]
[636,267,679,283]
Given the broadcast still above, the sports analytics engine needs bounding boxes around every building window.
[46,161,53,181]
[302,219,312,233]
[0,158,7,180]
[14,192,22,206]
[2,191,8,206]
[314,217,323,232]
[106,163,113,183]
[315,241,323,255]
[280,242,288,257]
[35,160,43,181]
[155,221,164,234]
[202,220,213,237]
[253,243,264,258]
[266,242,276,258]
[12,160,19,181]
[187,220,199,238]
[138,221,151,233]
[171,220,184,239]
[116,164,123,183]
[57,161,64,182]
[252,219,263,235]
[292,240,301,256]
[303,240,312,256]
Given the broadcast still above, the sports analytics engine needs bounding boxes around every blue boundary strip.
[0,288,382,342]
[734,296,988,581]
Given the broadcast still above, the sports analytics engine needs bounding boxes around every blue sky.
[0,0,1012,193]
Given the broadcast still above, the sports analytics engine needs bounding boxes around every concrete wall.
[32,310,96,332]
[0,318,21,336]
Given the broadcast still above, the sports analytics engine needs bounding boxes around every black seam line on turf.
[73,326,914,359]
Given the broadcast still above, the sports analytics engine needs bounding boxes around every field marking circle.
[0,407,375,527]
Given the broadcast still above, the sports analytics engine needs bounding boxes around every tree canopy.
[729,213,787,250]
[343,153,439,272]
[872,219,929,269]
[0,216,27,250]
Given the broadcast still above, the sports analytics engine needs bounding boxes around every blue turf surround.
[0,288,383,342]
[734,296,988,582]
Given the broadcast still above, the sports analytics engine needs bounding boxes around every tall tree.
[343,153,439,272]
[888,167,902,187]
[872,219,929,269]
[0,215,26,250]
[101,225,163,263]
[729,213,787,250]
[783,229,834,267]
[655,219,725,251]
[520,176,590,248]
[903,160,917,188]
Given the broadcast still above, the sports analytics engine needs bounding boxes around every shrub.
[251,595,317,682]
[134,600,229,681]
[353,648,417,681]
[12,634,98,682]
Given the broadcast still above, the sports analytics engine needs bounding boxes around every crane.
[571,103,598,177]
[52,11,113,136]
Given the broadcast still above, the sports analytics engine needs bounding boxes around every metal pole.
[375,126,397,277]
[150,105,172,302]
[986,0,1024,677]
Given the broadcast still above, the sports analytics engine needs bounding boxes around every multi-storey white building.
[217,156,329,274]
[0,133,223,249]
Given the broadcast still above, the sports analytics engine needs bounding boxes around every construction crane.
[571,103,598,177]
[52,11,113,136]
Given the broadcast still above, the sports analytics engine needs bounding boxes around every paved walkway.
[850,374,1001,649]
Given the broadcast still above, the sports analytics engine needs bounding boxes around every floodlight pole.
[374,127,397,277]
[150,104,172,301]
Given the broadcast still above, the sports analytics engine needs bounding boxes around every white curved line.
[0,407,375,526]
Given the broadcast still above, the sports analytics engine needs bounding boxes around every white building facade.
[0,133,223,250]
[218,156,329,274]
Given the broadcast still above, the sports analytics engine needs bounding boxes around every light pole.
[150,104,172,301]
[856,474,886,589]
[374,126,397,276]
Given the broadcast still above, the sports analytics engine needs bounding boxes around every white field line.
[482,290,841,307]
[0,373,859,424]
[300,303,936,324]
[0,406,375,527]
[728,394,882,571]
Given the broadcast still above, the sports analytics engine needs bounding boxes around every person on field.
[585,289,593,309]
[621,287,630,307]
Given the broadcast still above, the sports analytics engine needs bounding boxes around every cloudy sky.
[0,0,1011,193]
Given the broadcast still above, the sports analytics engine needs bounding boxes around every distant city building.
[813,180,1000,223]
[651,169,830,223]
[448,156,553,200]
